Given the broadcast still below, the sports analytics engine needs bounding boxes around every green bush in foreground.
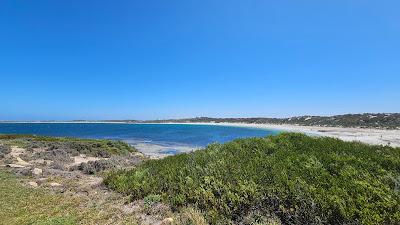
[105,133,400,224]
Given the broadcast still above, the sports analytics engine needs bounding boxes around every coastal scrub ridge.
[105,133,400,224]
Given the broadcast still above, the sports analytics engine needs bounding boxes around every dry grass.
[0,170,139,225]
[173,207,209,225]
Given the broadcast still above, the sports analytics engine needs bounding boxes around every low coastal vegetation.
[0,134,136,157]
[1,133,399,224]
[0,135,146,224]
[0,134,140,175]
[106,133,400,224]
[0,134,209,224]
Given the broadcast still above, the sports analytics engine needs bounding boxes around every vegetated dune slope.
[106,133,400,225]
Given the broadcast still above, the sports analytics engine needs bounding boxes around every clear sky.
[1,1,399,120]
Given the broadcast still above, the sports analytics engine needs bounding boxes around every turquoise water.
[0,123,279,156]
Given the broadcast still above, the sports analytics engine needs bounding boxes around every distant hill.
[143,113,400,129]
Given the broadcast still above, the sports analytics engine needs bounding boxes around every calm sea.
[0,123,279,157]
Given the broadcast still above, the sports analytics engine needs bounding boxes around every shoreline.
[1,121,399,147]
[176,122,400,147]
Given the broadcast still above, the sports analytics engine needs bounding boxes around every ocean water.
[0,123,279,157]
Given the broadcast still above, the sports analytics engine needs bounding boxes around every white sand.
[160,122,400,147]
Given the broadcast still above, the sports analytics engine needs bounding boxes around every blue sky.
[0,1,399,120]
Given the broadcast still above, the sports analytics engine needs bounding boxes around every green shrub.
[144,194,162,207]
[105,133,400,224]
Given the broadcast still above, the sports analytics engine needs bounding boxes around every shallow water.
[0,123,279,157]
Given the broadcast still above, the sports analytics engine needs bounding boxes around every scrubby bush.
[242,210,282,225]
[105,133,400,224]
[37,149,74,163]
[0,144,11,158]
[69,155,143,174]
[0,144,11,154]
[142,194,172,217]
[50,161,67,171]
[144,194,162,207]
[70,160,115,174]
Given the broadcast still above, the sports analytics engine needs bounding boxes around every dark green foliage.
[105,133,400,224]
[144,194,162,208]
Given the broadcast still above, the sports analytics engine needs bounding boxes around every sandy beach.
[168,122,400,147]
